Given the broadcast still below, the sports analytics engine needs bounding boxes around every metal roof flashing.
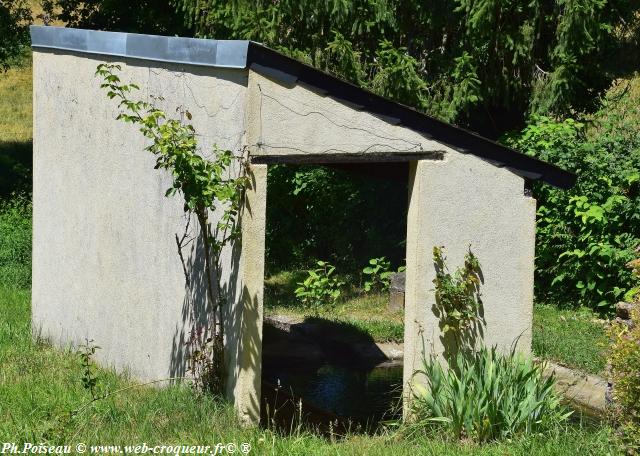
[30,26,576,189]
[30,26,249,68]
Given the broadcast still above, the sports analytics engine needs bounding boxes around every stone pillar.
[226,163,267,425]
[402,156,536,415]
[388,272,406,312]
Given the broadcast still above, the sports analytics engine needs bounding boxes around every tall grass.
[0,55,32,143]
[0,52,32,197]
[410,346,571,442]
[0,196,31,289]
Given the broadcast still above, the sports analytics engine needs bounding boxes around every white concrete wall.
[32,50,248,385]
[402,156,536,398]
[245,71,446,156]
[227,164,267,425]
[245,69,536,412]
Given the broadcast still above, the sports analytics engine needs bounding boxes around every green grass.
[0,279,617,453]
[265,271,404,343]
[0,286,619,453]
[532,304,608,375]
[266,271,612,374]
[0,197,31,288]
[0,56,32,144]
[0,53,32,197]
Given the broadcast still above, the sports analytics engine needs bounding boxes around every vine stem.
[196,208,227,391]
[72,376,188,417]
[196,209,219,333]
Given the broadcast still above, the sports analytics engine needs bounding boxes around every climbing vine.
[432,246,484,356]
[96,63,249,394]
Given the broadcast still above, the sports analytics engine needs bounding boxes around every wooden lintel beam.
[250,151,445,165]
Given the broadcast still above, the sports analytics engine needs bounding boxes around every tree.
[0,0,31,71]
[54,0,192,36]
[176,0,640,137]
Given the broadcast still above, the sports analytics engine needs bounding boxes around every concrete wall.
[244,68,536,412]
[245,71,446,156]
[32,50,249,388]
[227,164,267,425]
[402,156,536,397]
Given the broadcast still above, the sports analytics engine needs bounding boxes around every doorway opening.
[258,159,410,433]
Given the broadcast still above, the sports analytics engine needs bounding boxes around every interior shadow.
[261,316,402,435]
[0,141,32,197]
[262,161,409,435]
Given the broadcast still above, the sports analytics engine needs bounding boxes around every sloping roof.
[30,25,576,189]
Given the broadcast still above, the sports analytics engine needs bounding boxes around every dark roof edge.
[246,42,576,190]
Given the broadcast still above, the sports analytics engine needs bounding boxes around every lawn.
[0,54,32,198]
[533,304,609,375]
[264,270,404,343]
[0,285,620,454]
[0,56,32,143]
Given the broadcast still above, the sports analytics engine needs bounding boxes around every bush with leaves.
[177,0,640,136]
[0,0,31,71]
[432,246,483,354]
[362,257,392,293]
[606,248,640,452]
[607,305,640,453]
[294,260,344,316]
[265,164,407,274]
[410,346,570,442]
[505,111,640,312]
[47,0,191,35]
[625,248,640,303]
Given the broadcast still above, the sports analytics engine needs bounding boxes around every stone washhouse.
[30,26,576,424]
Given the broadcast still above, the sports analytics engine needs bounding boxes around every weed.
[294,260,344,315]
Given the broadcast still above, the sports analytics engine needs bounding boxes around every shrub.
[410,346,570,442]
[625,247,640,303]
[294,260,344,315]
[0,195,31,289]
[607,248,640,452]
[432,246,483,354]
[362,256,393,293]
[265,164,407,274]
[504,112,640,312]
[607,306,640,453]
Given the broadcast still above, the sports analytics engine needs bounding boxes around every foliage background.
[265,164,407,273]
[0,0,32,70]
[505,82,640,311]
